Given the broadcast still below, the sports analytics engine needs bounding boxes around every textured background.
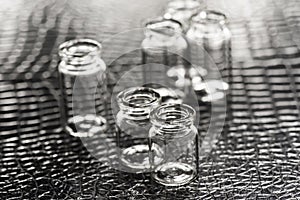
[2,0,300,199]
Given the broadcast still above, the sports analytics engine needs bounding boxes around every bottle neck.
[190,20,223,38]
[117,87,161,121]
[189,10,229,38]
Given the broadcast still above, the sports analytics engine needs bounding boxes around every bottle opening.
[144,18,183,37]
[192,10,227,25]
[150,103,195,128]
[59,39,102,66]
[167,0,201,11]
[117,87,161,120]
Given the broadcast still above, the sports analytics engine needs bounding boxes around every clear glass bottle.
[186,10,231,102]
[164,0,202,32]
[187,10,231,76]
[58,39,108,137]
[149,103,198,186]
[116,87,163,173]
[141,18,190,102]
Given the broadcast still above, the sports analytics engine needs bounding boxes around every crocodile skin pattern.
[1,0,300,199]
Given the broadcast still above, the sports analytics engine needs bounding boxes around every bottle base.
[65,114,107,137]
[120,144,164,173]
[152,162,196,186]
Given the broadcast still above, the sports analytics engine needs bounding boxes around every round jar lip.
[144,17,183,36]
[150,103,196,127]
[117,87,161,109]
[167,0,201,10]
[191,10,227,25]
[58,39,102,64]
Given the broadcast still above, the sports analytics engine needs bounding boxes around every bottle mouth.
[167,0,201,11]
[150,103,196,128]
[59,39,102,65]
[191,10,227,25]
[144,17,183,38]
[117,87,161,120]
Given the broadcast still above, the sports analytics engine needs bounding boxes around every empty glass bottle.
[58,39,108,137]
[187,10,231,77]
[149,103,198,186]
[141,18,190,102]
[116,87,163,173]
[186,10,231,102]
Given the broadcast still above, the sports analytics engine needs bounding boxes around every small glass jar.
[187,10,231,77]
[116,87,162,173]
[149,103,198,186]
[186,10,231,102]
[141,18,190,102]
[164,0,202,32]
[58,39,108,137]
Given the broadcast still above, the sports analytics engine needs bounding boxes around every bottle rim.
[143,17,183,36]
[150,103,196,128]
[58,39,102,65]
[167,0,201,10]
[191,10,227,25]
[116,87,161,121]
[117,87,161,108]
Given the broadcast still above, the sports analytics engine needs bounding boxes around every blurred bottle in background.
[186,10,231,102]
[58,39,108,137]
[141,17,191,103]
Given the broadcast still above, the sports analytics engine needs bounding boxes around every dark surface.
[2,0,300,199]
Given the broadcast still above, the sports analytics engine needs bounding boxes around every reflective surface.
[2,0,300,199]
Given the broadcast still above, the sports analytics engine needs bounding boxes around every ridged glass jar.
[116,87,162,173]
[141,18,190,103]
[58,39,108,137]
[149,103,198,186]
[186,10,231,102]
[187,10,231,79]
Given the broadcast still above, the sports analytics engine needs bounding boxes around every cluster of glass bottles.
[57,0,232,187]
[58,39,199,186]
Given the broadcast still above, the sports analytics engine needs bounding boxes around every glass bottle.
[116,87,162,173]
[141,18,190,102]
[164,0,202,32]
[149,103,198,186]
[186,10,231,102]
[58,39,108,137]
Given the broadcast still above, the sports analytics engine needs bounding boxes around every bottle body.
[58,39,108,137]
[149,103,198,186]
[116,87,161,173]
